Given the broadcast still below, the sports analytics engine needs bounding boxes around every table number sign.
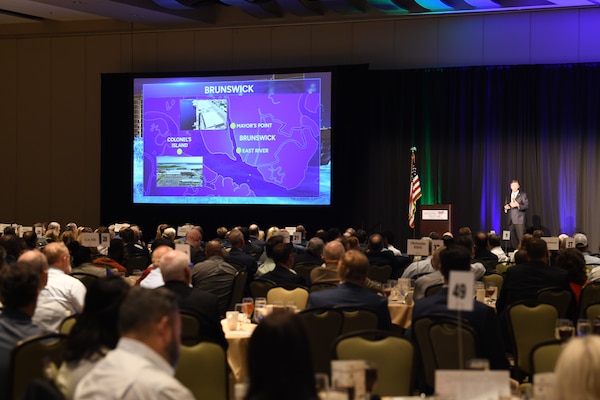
[447,270,474,312]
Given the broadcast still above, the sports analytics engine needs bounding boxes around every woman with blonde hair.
[553,336,600,400]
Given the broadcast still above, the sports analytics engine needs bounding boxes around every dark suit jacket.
[162,280,228,350]
[411,287,510,370]
[496,261,571,315]
[506,192,529,225]
[261,264,308,287]
[307,282,392,330]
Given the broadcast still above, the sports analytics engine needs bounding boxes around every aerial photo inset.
[156,156,204,187]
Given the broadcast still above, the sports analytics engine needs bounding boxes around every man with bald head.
[160,249,227,349]
[191,240,238,316]
[138,245,173,289]
[310,240,346,285]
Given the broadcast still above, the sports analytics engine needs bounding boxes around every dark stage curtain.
[361,63,600,252]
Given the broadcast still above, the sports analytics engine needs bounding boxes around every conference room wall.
[0,7,598,233]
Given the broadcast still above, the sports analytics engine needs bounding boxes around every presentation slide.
[132,72,332,205]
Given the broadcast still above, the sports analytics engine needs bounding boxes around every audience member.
[255,233,286,277]
[410,245,510,370]
[310,240,345,285]
[227,228,258,277]
[56,276,130,399]
[22,230,38,250]
[0,261,47,399]
[488,233,509,263]
[191,240,238,316]
[93,238,128,274]
[574,233,600,265]
[137,245,172,289]
[69,242,109,278]
[555,248,588,305]
[260,242,307,287]
[33,242,86,332]
[510,233,534,262]
[366,233,403,279]
[413,246,445,301]
[474,231,499,262]
[553,336,600,400]
[120,227,151,266]
[307,249,392,330]
[74,287,194,400]
[160,249,227,350]
[244,311,318,400]
[185,227,206,264]
[0,233,22,265]
[248,223,265,256]
[454,236,486,280]
[293,237,324,266]
[382,230,403,256]
[496,238,572,315]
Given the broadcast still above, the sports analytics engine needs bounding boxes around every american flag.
[408,149,422,229]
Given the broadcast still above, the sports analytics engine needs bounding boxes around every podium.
[419,204,455,237]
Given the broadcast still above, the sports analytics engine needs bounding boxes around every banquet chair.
[495,263,514,275]
[69,272,100,289]
[266,285,310,310]
[293,263,318,285]
[424,283,443,297]
[477,259,498,274]
[536,287,574,319]
[175,341,228,400]
[8,333,67,400]
[250,278,276,298]
[335,306,379,335]
[507,301,558,379]
[481,273,504,294]
[180,311,202,346]
[227,270,248,311]
[529,339,563,378]
[579,282,600,318]
[123,255,150,276]
[367,265,392,284]
[58,314,78,335]
[428,317,479,371]
[297,307,344,374]
[333,330,414,396]
[584,302,600,321]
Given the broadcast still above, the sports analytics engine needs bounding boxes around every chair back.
[507,302,558,377]
[8,333,67,400]
[293,263,318,285]
[530,339,563,377]
[585,302,600,322]
[250,278,276,298]
[424,283,443,297]
[536,287,574,319]
[123,255,149,276]
[298,307,344,374]
[58,315,78,335]
[495,263,514,274]
[477,259,498,274]
[266,286,310,310]
[69,272,100,289]
[227,270,248,311]
[367,265,392,283]
[309,282,338,292]
[180,311,202,346]
[579,282,600,318]
[335,307,379,335]
[428,318,478,370]
[481,273,504,294]
[175,341,228,400]
[333,330,414,396]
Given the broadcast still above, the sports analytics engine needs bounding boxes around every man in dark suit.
[410,245,510,370]
[496,238,572,315]
[307,249,392,330]
[261,242,307,287]
[159,249,228,350]
[504,179,529,251]
[365,233,404,279]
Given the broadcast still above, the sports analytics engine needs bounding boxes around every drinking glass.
[254,297,268,323]
[556,318,574,342]
[485,282,497,304]
[315,372,330,395]
[235,303,248,324]
[242,297,254,319]
[364,361,378,399]
[593,319,600,335]
[577,318,592,337]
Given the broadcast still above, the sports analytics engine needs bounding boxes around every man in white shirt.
[32,242,86,332]
[75,287,194,400]
[138,245,172,289]
[488,233,509,263]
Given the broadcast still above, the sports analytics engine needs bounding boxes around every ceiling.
[0,0,598,32]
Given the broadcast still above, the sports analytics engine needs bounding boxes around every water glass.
[577,318,592,337]
[556,318,574,342]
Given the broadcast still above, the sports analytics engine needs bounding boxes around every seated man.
[75,287,194,400]
[307,250,392,331]
[33,242,87,332]
[413,246,445,301]
[260,242,307,287]
[366,233,403,279]
[159,249,228,350]
[410,245,510,370]
[137,245,173,289]
[310,240,346,285]
[0,259,48,398]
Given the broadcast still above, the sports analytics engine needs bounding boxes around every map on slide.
[133,75,331,205]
